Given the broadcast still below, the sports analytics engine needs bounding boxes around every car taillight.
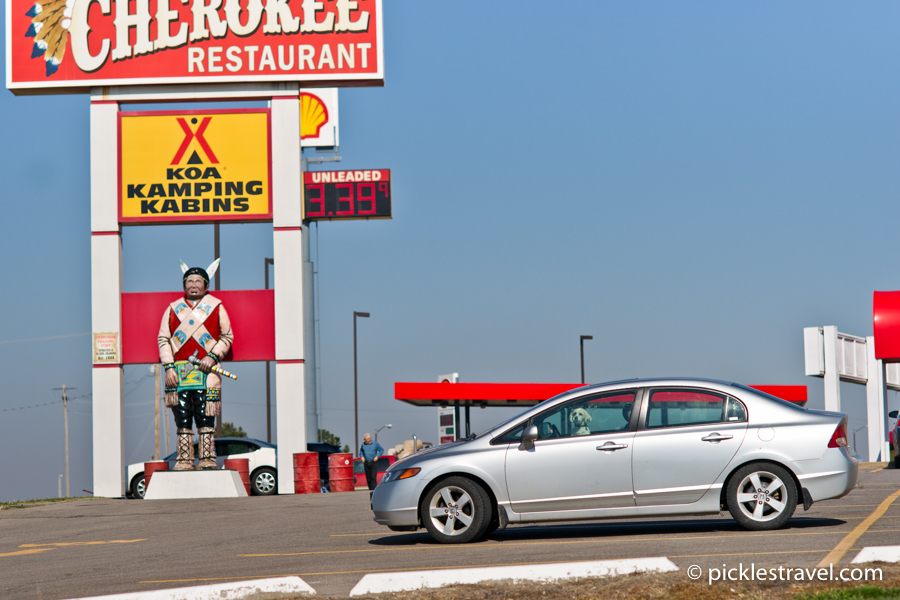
[828,422,848,448]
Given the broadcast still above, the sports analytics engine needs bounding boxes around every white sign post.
[804,326,900,461]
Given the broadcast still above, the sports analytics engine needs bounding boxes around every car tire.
[130,473,146,500]
[251,467,277,496]
[419,476,492,544]
[726,463,797,531]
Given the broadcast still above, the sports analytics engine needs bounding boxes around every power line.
[0,333,90,346]
[0,399,61,412]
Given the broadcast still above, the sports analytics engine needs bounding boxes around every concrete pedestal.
[144,470,249,500]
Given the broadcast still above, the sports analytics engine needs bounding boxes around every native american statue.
[158,259,234,470]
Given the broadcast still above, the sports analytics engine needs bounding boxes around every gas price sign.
[303,169,391,220]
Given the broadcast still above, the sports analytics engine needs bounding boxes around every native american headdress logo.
[25,0,74,76]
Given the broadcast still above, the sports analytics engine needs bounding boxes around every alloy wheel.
[427,485,476,537]
[735,470,788,522]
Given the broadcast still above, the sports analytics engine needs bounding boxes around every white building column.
[823,325,841,412]
[866,337,890,462]
[90,98,125,497]
[271,92,307,494]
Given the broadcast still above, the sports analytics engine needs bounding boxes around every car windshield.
[474,406,540,439]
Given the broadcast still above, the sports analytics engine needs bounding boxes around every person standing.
[158,259,234,470]
[360,433,385,491]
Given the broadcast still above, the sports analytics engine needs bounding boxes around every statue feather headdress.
[25,0,74,77]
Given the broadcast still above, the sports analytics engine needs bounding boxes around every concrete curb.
[852,546,900,563]
[348,557,679,596]
[66,576,316,599]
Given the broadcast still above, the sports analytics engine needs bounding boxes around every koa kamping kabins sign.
[6,0,383,92]
[119,109,271,224]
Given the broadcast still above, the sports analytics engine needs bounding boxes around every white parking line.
[852,546,900,563]
[348,557,678,596]
[65,576,316,599]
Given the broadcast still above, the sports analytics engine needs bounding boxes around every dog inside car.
[569,407,592,436]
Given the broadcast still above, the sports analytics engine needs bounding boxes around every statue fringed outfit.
[158,259,234,470]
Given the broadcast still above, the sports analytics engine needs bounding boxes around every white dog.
[569,407,592,436]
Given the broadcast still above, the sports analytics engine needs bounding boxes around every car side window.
[533,391,637,440]
[645,389,728,429]
[726,397,748,422]
[222,442,256,455]
[494,423,526,444]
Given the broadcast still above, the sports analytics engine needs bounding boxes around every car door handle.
[701,433,733,443]
[596,442,629,451]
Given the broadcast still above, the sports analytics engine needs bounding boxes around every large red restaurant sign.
[6,0,383,93]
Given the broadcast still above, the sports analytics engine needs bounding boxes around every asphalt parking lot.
[1,463,898,599]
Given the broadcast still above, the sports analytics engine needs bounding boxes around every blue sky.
[1,2,899,501]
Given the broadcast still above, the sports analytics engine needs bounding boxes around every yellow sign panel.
[119,110,271,223]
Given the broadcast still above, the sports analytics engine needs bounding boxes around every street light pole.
[53,385,74,497]
[374,423,392,442]
[353,311,370,457]
[580,335,593,384]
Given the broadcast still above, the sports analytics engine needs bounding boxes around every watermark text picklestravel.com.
[686,564,882,585]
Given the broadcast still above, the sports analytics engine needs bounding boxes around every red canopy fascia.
[394,382,807,407]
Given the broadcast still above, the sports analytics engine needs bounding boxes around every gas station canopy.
[394,382,587,408]
[393,382,807,408]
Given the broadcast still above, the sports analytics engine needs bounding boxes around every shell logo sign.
[6,0,383,93]
[300,88,339,148]
[118,109,272,224]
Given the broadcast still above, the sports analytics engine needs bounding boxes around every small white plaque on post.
[92,332,119,364]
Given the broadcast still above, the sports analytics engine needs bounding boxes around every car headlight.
[381,468,420,483]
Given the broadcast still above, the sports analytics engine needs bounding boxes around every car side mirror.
[518,425,539,451]
[891,411,898,419]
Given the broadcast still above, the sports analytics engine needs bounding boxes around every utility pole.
[53,385,74,497]
[213,223,223,437]
[153,364,160,460]
[580,335,593,385]
[164,394,171,456]
[353,311,370,457]
[264,257,274,443]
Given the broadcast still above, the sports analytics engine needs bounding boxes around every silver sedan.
[372,378,858,544]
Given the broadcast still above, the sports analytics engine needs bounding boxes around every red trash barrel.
[224,458,251,495]
[293,452,321,494]
[328,453,355,493]
[143,460,169,494]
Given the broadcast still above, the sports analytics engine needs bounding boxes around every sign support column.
[866,337,889,462]
[90,97,125,497]
[303,223,318,443]
[271,93,306,494]
[823,325,841,412]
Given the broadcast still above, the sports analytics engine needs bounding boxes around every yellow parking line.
[242,528,870,558]
[19,539,146,548]
[329,532,401,537]
[817,488,900,567]
[0,548,55,558]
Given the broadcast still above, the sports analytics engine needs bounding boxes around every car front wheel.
[727,463,797,530]
[420,476,491,544]
[251,467,277,495]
